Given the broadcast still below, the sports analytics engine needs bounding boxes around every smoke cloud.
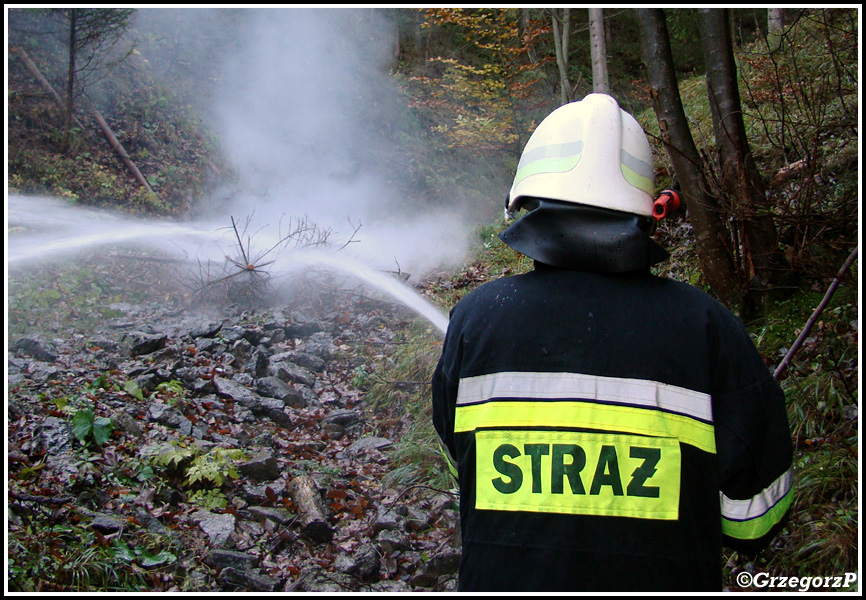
[157,8,472,278]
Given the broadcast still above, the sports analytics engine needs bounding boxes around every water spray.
[8,195,449,336]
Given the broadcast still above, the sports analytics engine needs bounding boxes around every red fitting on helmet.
[652,189,680,221]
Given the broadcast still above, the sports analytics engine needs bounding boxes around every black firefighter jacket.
[432,263,794,592]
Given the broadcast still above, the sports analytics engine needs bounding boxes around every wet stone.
[376,528,409,554]
[269,360,317,388]
[13,337,59,362]
[243,479,287,504]
[91,513,124,534]
[217,567,280,592]
[146,403,188,431]
[213,376,260,407]
[191,510,236,546]
[190,320,223,339]
[207,548,261,571]
[122,331,168,356]
[291,352,326,373]
[302,332,337,360]
[409,549,461,588]
[35,416,73,455]
[238,449,280,481]
[246,506,295,525]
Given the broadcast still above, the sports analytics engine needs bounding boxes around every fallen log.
[13,46,155,196]
[774,246,859,380]
[12,46,85,131]
[288,474,334,542]
[90,108,156,195]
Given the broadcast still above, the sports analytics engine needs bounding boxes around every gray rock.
[146,403,187,430]
[238,449,280,481]
[207,548,260,571]
[341,436,391,458]
[25,361,62,383]
[285,313,322,338]
[409,549,461,588]
[14,337,59,362]
[217,567,280,592]
[122,331,167,356]
[269,360,317,388]
[322,409,363,428]
[243,479,287,504]
[371,580,413,592]
[246,506,295,525]
[90,513,124,534]
[35,416,72,454]
[191,510,236,545]
[302,332,337,360]
[372,506,401,534]
[253,397,294,427]
[376,529,409,553]
[248,348,270,378]
[292,352,325,372]
[213,376,260,408]
[195,337,224,354]
[190,320,223,339]
[112,411,143,437]
[353,543,381,578]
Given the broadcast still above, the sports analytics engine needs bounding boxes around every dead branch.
[774,246,858,379]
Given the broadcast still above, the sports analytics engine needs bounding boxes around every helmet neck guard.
[499,200,669,273]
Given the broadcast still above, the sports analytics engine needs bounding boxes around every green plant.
[72,408,114,447]
[188,488,229,511]
[185,447,246,487]
[8,521,150,592]
[152,443,247,488]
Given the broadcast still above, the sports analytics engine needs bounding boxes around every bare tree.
[637,8,743,305]
[696,8,779,291]
[550,8,573,104]
[51,8,135,151]
[589,8,610,94]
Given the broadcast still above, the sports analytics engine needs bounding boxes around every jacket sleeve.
[432,320,461,481]
[710,309,794,555]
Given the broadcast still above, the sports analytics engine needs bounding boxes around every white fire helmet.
[507,93,655,218]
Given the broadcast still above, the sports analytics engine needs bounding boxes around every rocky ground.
[7,282,460,592]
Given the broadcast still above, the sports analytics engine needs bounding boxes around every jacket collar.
[498,199,669,273]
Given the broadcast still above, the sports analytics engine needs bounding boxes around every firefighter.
[432,93,793,592]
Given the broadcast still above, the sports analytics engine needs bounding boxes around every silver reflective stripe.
[620,148,654,182]
[456,371,712,423]
[516,141,584,171]
[720,467,794,520]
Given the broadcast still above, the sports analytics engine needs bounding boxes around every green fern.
[185,448,246,486]
[152,444,195,469]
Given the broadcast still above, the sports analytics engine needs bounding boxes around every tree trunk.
[637,8,743,306]
[63,8,77,152]
[589,8,609,94]
[551,8,572,104]
[697,8,779,291]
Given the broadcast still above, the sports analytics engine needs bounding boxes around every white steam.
[204,8,471,279]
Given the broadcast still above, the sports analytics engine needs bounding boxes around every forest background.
[6,6,860,591]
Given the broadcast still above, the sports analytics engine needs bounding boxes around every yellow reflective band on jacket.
[475,430,681,519]
[438,439,459,481]
[721,468,794,539]
[454,399,716,454]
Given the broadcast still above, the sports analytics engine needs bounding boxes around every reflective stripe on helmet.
[620,148,655,195]
[507,94,655,216]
